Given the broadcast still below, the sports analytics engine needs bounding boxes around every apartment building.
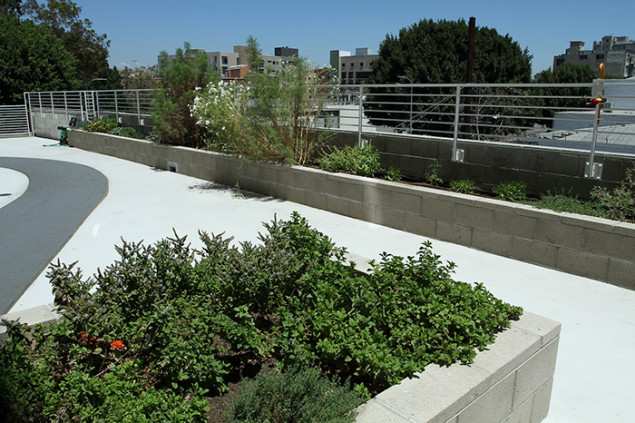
[553,35,635,77]
[330,48,379,84]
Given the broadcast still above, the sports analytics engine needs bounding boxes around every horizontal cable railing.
[0,104,30,137]
[24,82,635,175]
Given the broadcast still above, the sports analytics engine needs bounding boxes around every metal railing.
[24,89,154,126]
[0,104,30,137]
[24,81,635,177]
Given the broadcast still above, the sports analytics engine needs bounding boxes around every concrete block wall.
[68,131,635,289]
[325,130,634,200]
[355,312,560,423]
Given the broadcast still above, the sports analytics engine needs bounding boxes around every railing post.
[50,92,55,116]
[115,91,119,122]
[358,85,363,147]
[451,86,464,162]
[24,92,33,136]
[95,91,100,119]
[585,77,605,179]
[64,92,68,117]
[136,90,141,125]
[38,92,43,116]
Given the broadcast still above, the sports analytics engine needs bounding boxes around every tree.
[22,0,111,85]
[120,66,159,90]
[0,0,22,16]
[0,14,79,104]
[365,19,532,134]
[370,19,531,85]
[152,43,216,147]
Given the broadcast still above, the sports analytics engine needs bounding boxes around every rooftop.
[1,136,634,422]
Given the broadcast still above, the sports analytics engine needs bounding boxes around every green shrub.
[223,368,364,423]
[109,126,144,139]
[493,181,527,202]
[84,117,117,133]
[425,160,443,186]
[315,145,381,177]
[529,190,604,217]
[590,167,635,221]
[450,179,476,194]
[1,213,522,419]
[384,166,402,181]
[153,42,214,147]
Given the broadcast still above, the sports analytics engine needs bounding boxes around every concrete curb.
[0,303,60,342]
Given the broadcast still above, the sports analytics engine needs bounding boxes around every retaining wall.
[68,131,635,288]
[326,130,634,200]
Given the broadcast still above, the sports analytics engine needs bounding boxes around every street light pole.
[399,75,413,134]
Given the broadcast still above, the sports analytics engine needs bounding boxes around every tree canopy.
[365,19,533,134]
[370,19,532,85]
[0,14,79,104]
[0,0,117,101]
[21,0,112,85]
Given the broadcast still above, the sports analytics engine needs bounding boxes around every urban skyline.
[73,0,634,76]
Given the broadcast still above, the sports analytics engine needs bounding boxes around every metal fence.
[0,104,30,138]
[24,89,154,127]
[25,81,635,177]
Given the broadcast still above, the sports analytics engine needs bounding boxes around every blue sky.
[75,0,634,76]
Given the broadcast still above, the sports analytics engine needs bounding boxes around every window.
[360,62,364,68]
[596,54,605,60]
[580,55,588,60]
[222,56,228,64]
[341,72,346,79]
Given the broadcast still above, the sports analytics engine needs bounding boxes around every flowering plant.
[191,80,248,153]
[110,340,126,351]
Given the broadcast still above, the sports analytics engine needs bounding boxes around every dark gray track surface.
[0,157,108,314]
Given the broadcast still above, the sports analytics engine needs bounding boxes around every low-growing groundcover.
[0,213,522,422]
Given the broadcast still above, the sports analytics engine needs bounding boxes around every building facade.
[330,48,379,84]
[553,35,635,77]
[159,45,296,77]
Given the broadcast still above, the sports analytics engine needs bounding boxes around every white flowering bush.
[191,36,333,165]
[191,81,247,153]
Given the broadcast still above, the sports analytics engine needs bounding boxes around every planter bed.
[1,255,560,423]
[69,131,635,289]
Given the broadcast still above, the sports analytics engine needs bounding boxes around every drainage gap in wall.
[167,161,179,173]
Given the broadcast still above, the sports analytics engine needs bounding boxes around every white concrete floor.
[1,137,634,422]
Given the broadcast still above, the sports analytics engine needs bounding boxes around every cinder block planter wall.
[325,130,634,200]
[69,131,635,289]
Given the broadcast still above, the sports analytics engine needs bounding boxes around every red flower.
[79,332,96,345]
[110,340,125,351]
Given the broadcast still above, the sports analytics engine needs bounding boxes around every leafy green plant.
[425,160,443,186]
[109,126,143,139]
[450,179,476,194]
[590,167,635,221]
[493,181,527,202]
[315,145,381,177]
[384,166,402,181]
[528,190,604,217]
[153,42,215,148]
[84,117,117,133]
[223,368,364,423]
[1,213,522,419]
